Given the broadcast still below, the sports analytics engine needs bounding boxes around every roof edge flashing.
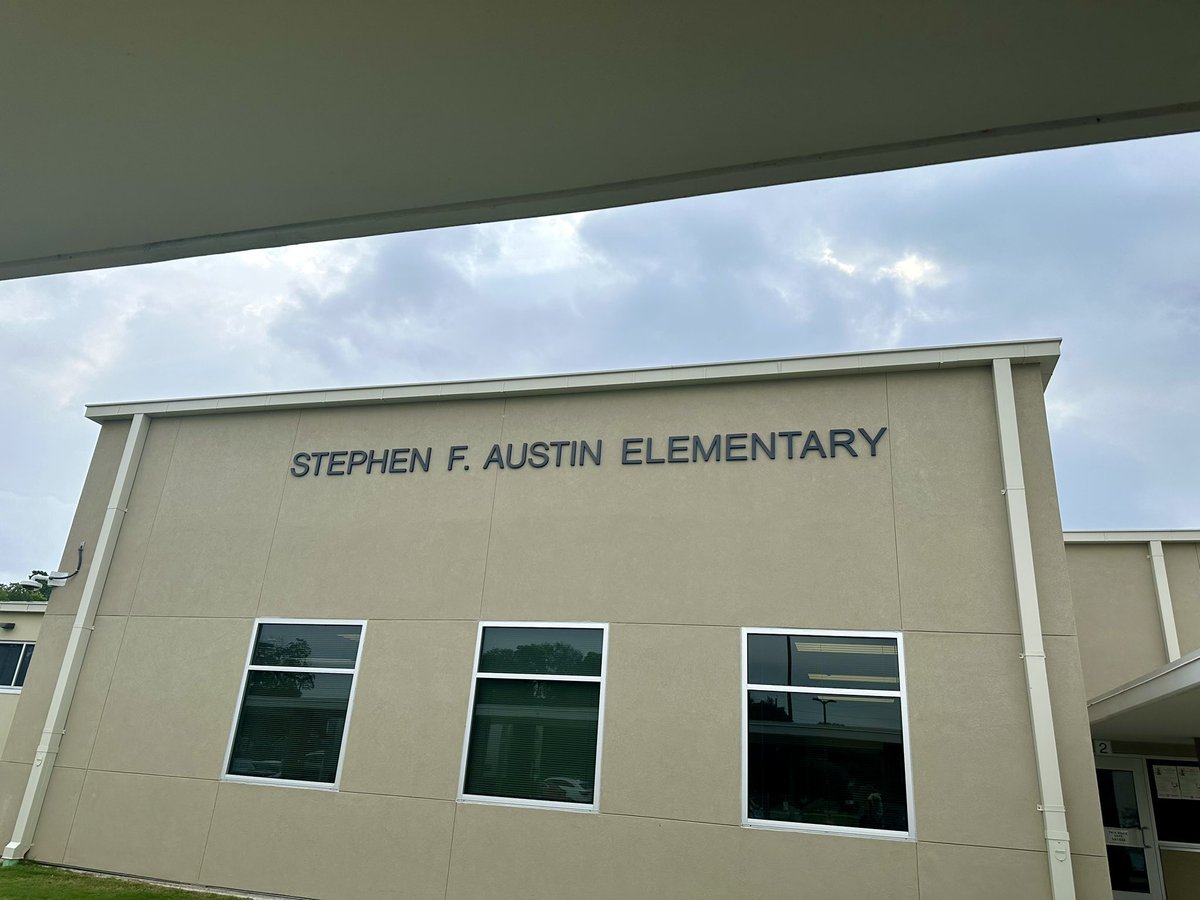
[1065,530,1200,543]
[85,338,1062,422]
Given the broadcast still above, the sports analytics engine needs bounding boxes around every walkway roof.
[4,4,1199,280]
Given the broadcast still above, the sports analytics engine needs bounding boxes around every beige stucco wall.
[0,364,1107,899]
[1,417,129,776]
[1163,543,1200,657]
[1067,544,1166,699]
[1067,540,1200,700]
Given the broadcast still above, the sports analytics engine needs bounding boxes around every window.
[459,623,608,810]
[1145,758,1200,847]
[223,619,365,789]
[0,642,34,692]
[743,629,913,838]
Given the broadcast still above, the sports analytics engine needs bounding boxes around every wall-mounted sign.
[1104,827,1141,847]
[287,427,888,477]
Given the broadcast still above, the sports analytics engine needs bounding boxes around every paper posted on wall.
[1153,765,1183,799]
[1178,766,1200,801]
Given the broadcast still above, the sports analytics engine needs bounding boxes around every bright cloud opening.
[818,247,857,275]
[877,253,940,288]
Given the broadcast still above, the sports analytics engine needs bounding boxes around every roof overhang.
[4,4,1200,280]
[84,338,1060,422]
[1089,650,1200,746]
[1065,531,1200,544]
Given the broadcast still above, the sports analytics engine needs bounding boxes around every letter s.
[289,452,312,477]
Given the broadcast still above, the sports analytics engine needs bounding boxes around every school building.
[0,338,1196,899]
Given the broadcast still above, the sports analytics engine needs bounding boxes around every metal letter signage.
[287,428,888,477]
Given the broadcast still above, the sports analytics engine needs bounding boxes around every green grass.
[0,863,238,900]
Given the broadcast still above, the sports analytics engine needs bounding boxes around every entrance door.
[1095,756,1165,900]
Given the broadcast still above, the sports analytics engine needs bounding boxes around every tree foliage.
[0,571,50,603]
[252,638,315,696]
[480,641,600,676]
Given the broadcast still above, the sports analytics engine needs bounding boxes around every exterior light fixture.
[18,543,85,591]
[812,695,837,724]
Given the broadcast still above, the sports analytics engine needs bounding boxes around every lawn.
[0,863,239,900]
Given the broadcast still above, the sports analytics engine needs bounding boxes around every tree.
[0,572,50,603]
[252,639,315,696]
[480,641,600,676]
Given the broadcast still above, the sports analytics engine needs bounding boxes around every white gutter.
[991,359,1075,900]
[1147,540,1182,662]
[3,413,149,862]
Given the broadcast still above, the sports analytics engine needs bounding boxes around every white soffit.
[1089,650,1200,745]
[84,339,1060,422]
[3,3,1200,280]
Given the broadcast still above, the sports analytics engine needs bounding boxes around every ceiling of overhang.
[1089,652,1200,746]
[1090,683,1200,746]
[4,2,1200,281]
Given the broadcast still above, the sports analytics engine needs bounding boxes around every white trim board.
[86,339,1062,422]
[1064,531,1200,543]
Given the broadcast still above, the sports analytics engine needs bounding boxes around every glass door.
[1095,756,1164,900]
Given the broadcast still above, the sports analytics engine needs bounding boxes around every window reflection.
[0,642,35,689]
[747,634,900,691]
[463,626,605,806]
[748,691,908,831]
[464,679,599,802]
[745,631,910,835]
[229,672,352,783]
[1095,769,1151,894]
[228,621,362,785]
[252,623,360,669]
[479,628,602,675]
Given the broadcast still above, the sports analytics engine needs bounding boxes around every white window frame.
[0,640,35,693]
[457,620,609,813]
[741,627,916,841]
[221,617,367,792]
[1137,753,1200,852]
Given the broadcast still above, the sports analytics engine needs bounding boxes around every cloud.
[818,247,857,275]
[443,212,607,284]
[3,132,1200,577]
[40,297,145,409]
[876,253,942,292]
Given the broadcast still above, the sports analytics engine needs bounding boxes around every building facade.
[1067,532,1200,899]
[0,603,44,747]
[0,339,1148,898]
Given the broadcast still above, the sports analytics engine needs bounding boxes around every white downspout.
[1147,540,1182,662]
[3,413,149,862]
[991,359,1075,900]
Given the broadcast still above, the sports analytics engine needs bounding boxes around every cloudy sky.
[2,132,1198,582]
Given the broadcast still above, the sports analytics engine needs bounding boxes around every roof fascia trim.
[1065,530,1200,544]
[85,338,1061,422]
